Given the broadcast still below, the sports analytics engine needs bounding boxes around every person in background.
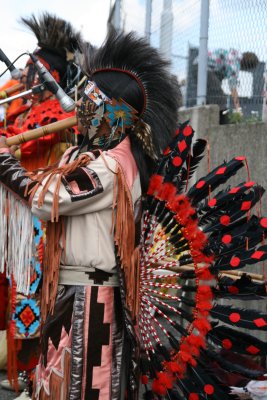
[193,48,259,123]
[0,78,30,129]
[206,49,259,114]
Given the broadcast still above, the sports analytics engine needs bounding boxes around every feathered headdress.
[80,29,180,188]
[20,12,83,88]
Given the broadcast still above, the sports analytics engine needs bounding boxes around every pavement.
[0,371,22,400]
[0,370,145,399]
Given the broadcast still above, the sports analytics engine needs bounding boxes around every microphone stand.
[0,83,46,106]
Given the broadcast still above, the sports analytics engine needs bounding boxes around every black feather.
[205,348,265,379]
[188,158,245,205]
[210,304,267,331]
[21,12,82,54]
[178,138,207,193]
[208,325,267,355]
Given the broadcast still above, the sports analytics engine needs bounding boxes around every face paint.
[77,96,97,128]
[77,80,138,150]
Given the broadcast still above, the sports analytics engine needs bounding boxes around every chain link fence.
[122,0,267,122]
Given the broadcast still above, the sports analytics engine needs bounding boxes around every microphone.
[29,53,75,113]
[0,49,21,80]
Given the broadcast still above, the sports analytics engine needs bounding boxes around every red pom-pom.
[141,375,149,384]
[187,334,206,349]
[189,393,199,400]
[165,361,183,374]
[151,379,167,395]
[152,372,173,395]
[196,267,214,280]
[180,343,191,354]
[179,351,197,366]
[193,318,212,334]
[196,301,212,312]
[159,182,176,202]
[157,371,173,388]
[181,341,200,357]
[147,174,163,195]
[198,286,213,301]
[169,194,189,213]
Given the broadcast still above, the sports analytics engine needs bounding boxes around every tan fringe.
[26,154,92,320]
[38,373,62,400]
[114,165,140,319]
[34,350,71,400]
[29,152,140,320]
[62,351,71,400]
[6,330,22,393]
[27,154,92,222]
[41,218,64,321]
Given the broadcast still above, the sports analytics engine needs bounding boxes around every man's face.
[76,94,104,138]
[21,63,39,89]
[20,63,43,104]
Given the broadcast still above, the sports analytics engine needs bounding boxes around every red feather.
[147,174,163,195]
[193,318,212,334]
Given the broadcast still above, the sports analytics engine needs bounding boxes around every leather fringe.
[114,165,140,319]
[27,153,92,222]
[34,350,71,400]
[6,328,22,393]
[29,153,140,320]
[27,154,92,320]
[41,218,64,321]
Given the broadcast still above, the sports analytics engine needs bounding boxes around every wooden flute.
[6,115,78,146]
[0,83,25,99]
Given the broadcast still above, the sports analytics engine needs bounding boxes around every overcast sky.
[0,0,116,84]
[0,0,265,92]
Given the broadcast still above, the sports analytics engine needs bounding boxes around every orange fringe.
[28,153,140,321]
[114,165,140,319]
[41,218,64,321]
[6,330,22,393]
[26,154,92,320]
[27,153,92,222]
[34,351,71,400]
[62,351,71,399]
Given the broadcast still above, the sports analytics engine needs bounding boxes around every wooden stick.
[6,116,77,146]
[219,269,264,281]
[219,272,263,283]
[155,259,265,283]
[0,83,25,99]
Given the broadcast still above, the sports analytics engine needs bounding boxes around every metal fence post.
[160,0,173,62]
[197,0,209,106]
[145,0,152,43]
[114,0,122,31]
[262,66,267,122]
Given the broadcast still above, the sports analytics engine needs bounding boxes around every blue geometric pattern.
[30,216,43,294]
[105,99,137,129]
[13,297,40,338]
